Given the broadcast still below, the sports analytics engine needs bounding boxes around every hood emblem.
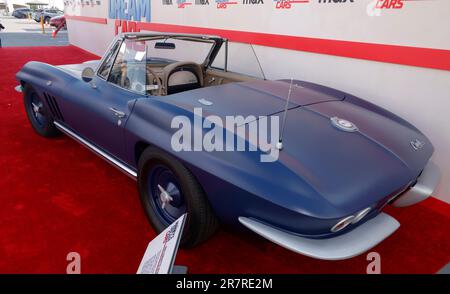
[330,117,358,132]
[198,98,213,106]
[411,139,425,151]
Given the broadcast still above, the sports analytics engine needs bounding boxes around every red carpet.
[0,46,449,273]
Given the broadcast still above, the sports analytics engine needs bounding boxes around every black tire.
[138,147,219,247]
[23,84,61,138]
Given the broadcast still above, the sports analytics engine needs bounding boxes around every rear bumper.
[239,212,399,260]
[392,160,440,207]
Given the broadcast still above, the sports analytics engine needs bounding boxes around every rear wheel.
[23,84,60,138]
[138,147,219,247]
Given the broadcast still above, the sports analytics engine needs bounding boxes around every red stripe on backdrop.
[65,15,108,24]
[136,22,450,72]
[66,15,450,71]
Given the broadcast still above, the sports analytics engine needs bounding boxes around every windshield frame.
[123,33,225,68]
[95,33,226,81]
[94,33,227,97]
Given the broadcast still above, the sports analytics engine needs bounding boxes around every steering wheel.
[146,67,163,96]
[161,61,204,96]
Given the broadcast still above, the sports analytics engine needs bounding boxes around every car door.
[68,78,138,162]
[61,39,147,162]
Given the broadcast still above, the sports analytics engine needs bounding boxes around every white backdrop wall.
[66,0,450,203]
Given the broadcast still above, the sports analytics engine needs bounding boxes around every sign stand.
[171,265,188,274]
[137,214,188,274]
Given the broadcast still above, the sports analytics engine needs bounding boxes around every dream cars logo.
[366,0,429,16]
[215,0,238,9]
[273,0,310,9]
[374,0,404,9]
[171,108,281,163]
[108,0,151,21]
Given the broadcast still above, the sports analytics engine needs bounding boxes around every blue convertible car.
[16,33,440,260]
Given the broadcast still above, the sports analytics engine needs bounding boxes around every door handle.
[109,107,126,118]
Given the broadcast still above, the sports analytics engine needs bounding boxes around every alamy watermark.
[66,252,81,274]
[366,252,381,274]
[171,108,280,163]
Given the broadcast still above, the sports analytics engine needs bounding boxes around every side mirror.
[81,67,95,83]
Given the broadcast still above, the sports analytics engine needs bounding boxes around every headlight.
[330,215,355,233]
[330,207,372,233]
[352,207,371,224]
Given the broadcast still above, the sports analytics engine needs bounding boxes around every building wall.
[66,0,450,203]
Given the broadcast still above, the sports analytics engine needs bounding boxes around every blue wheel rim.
[148,165,186,224]
[30,92,47,127]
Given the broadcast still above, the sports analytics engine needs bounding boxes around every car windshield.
[136,37,216,65]
[100,35,267,97]
[104,37,216,95]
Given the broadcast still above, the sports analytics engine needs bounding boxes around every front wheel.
[138,147,219,247]
[23,84,60,138]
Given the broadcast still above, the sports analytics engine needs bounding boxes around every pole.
[40,15,45,34]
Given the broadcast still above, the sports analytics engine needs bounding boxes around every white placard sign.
[137,214,187,274]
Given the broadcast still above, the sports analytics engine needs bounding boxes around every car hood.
[142,79,433,217]
[164,79,345,118]
[272,99,433,214]
[57,60,100,78]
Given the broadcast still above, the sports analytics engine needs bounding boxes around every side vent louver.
[43,93,64,122]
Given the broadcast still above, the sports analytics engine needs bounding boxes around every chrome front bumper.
[391,160,440,207]
[239,212,399,260]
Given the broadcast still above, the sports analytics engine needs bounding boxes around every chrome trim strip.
[239,212,400,260]
[54,121,137,179]
[392,160,440,207]
[95,36,123,79]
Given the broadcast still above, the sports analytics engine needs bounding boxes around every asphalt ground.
[0,15,68,47]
